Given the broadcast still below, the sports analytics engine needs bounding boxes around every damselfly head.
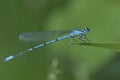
[80,27,90,34]
[84,27,90,32]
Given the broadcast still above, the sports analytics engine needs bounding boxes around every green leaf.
[71,42,120,51]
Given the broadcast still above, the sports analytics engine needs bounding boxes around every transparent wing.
[19,30,71,42]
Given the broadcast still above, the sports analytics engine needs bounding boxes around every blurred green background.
[0,0,120,80]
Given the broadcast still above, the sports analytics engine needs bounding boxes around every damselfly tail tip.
[3,55,14,63]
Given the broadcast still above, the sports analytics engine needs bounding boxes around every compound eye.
[85,27,90,31]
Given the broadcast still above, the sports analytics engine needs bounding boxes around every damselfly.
[3,27,90,62]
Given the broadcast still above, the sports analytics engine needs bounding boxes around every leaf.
[71,42,120,51]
